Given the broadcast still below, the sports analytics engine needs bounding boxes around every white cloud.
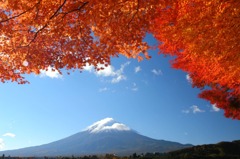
[111,75,126,83]
[135,66,141,73]
[131,83,138,91]
[3,133,16,138]
[182,105,205,114]
[86,117,131,133]
[186,74,193,84]
[83,63,94,72]
[87,118,114,131]
[211,104,220,112]
[152,69,162,76]
[103,123,130,131]
[0,138,4,150]
[99,87,108,92]
[118,61,131,73]
[191,105,205,113]
[40,66,62,79]
[96,65,116,77]
[83,62,130,84]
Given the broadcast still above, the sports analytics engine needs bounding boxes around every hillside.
[0,118,191,157]
[165,140,240,159]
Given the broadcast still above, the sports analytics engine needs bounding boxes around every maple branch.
[49,0,67,20]
[127,0,139,27]
[0,10,30,23]
[22,24,48,47]
[21,1,89,47]
[79,27,94,51]
[66,2,89,14]
[60,2,89,19]
[34,0,41,20]
[0,1,41,23]
[23,0,67,46]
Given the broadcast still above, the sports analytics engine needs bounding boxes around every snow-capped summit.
[86,117,131,133]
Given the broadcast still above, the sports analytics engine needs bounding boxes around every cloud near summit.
[86,117,131,133]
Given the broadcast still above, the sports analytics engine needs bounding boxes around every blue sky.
[0,35,239,151]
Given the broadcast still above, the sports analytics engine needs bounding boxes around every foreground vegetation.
[1,140,240,159]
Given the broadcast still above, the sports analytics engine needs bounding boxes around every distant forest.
[1,140,240,159]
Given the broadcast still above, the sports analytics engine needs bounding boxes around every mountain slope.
[0,118,192,156]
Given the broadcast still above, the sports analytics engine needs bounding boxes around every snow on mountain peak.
[86,118,131,133]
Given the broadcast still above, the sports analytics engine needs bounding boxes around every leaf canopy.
[0,0,239,119]
[0,0,160,83]
[151,0,240,119]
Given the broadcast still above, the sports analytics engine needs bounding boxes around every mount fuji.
[0,118,192,156]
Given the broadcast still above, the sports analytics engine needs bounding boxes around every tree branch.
[127,0,140,27]
[60,2,89,19]
[49,0,67,20]
[0,1,41,23]
[22,24,48,47]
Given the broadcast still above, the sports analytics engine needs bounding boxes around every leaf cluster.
[151,0,240,119]
[0,0,160,83]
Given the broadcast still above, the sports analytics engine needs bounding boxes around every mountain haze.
[0,118,192,156]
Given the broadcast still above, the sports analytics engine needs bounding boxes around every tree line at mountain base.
[1,140,240,159]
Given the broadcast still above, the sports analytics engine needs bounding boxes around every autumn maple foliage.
[0,0,239,119]
[0,0,160,83]
[151,0,240,119]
